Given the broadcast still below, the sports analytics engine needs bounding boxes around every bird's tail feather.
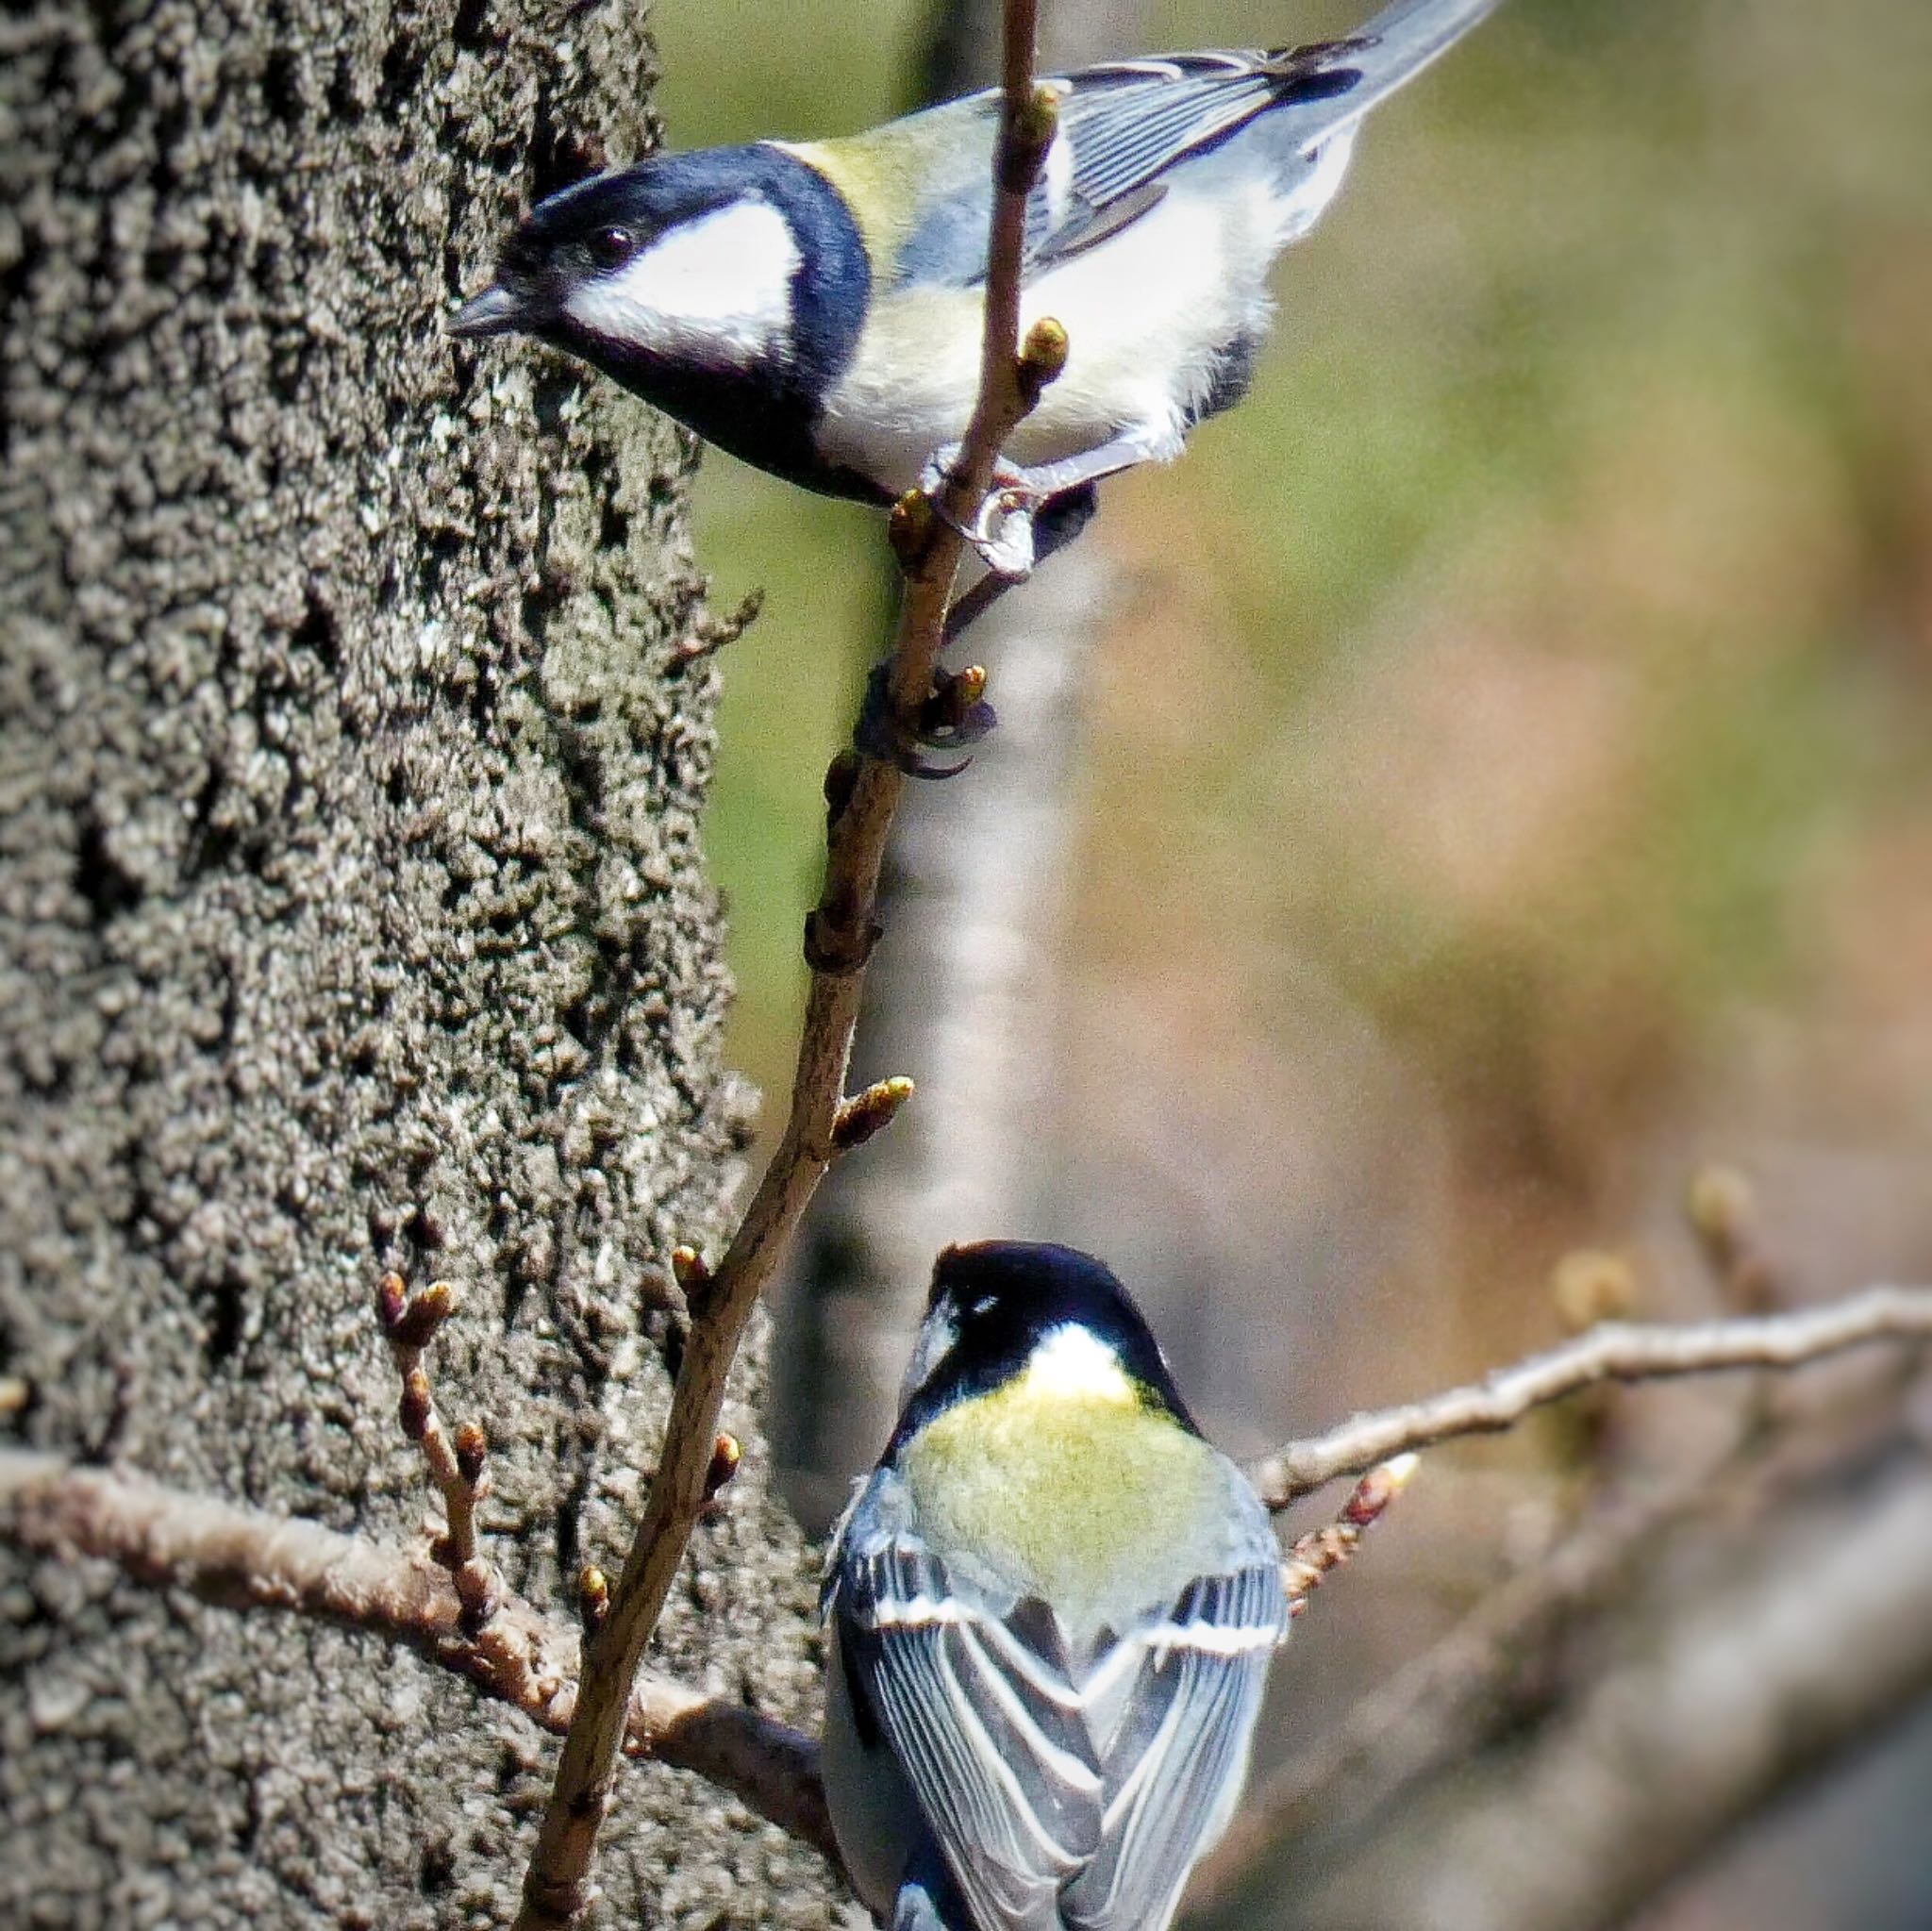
[1273,0,1500,147]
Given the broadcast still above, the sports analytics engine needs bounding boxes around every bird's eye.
[588,225,636,269]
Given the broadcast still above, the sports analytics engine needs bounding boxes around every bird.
[451,0,1500,588]
[820,1240,1288,1931]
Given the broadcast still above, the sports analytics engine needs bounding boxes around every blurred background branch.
[1198,1453,1932,1931]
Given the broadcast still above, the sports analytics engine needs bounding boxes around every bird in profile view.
[820,1240,1288,1931]
[452,0,1500,586]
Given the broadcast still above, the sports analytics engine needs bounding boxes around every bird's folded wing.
[837,1538,1287,1931]
[1032,52,1347,265]
[891,0,1497,280]
[840,1540,1105,1931]
[1060,1566,1286,1931]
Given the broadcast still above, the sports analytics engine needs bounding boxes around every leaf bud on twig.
[1018,317,1069,403]
[1000,82,1059,190]
[703,1433,742,1502]
[393,1278,459,1350]
[832,1076,916,1153]
[375,1271,408,1334]
[398,1367,433,1442]
[577,1565,610,1633]
[1551,1250,1639,1335]
[889,489,937,568]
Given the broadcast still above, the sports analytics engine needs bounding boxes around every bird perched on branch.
[453,0,1500,586]
[820,1241,1288,1931]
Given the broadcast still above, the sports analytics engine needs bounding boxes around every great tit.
[820,1240,1287,1931]
[452,0,1499,580]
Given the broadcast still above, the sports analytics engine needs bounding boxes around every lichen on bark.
[0,2,827,1923]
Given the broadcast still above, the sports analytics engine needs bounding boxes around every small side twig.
[1280,1456,1419,1618]
[1251,1284,1932,1506]
[509,7,1058,1923]
[1685,1164,1779,1316]
[1191,1385,1930,1921]
[375,1271,495,1633]
[672,588,765,666]
[831,1075,916,1154]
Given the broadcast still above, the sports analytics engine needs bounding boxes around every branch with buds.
[1193,1180,1931,1927]
[375,1272,496,1633]
[8,1274,1928,1889]
[508,5,1060,1923]
[0,1445,830,1856]
[1279,1456,1420,1616]
[1251,1283,1932,1507]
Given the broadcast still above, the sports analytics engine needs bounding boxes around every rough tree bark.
[0,3,827,1924]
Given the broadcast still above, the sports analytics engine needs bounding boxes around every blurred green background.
[658,0,1932,1267]
[649,3,1932,1922]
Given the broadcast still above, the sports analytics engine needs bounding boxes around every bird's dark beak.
[447,283,525,339]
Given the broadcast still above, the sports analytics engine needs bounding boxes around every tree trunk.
[0,3,825,1924]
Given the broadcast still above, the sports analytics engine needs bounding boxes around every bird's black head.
[449,146,873,494]
[890,1241,1202,1453]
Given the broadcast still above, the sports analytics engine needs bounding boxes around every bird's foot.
[954,487,1039,580]
[918,449,1041,580]
[855,661,996,779]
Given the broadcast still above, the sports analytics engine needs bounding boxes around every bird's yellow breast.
[899,1358,1221,1632]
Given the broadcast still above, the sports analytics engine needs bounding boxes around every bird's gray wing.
[1058,1566,1288,1931]
[835,1536,1106,1931]
[891,57,1290,285]
[1039,0,1500,265]
[893,0,1497,284]
[1027,51,1329,264]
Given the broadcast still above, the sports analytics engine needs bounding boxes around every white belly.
[814,180,1284,496]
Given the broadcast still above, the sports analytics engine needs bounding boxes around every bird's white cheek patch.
[567,199,799,368]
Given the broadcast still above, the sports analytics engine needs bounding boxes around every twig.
[1280,1456,1419,1617]
[509,8,1058,1923]
[1251,1285,1932,1506]
[0,1450,833,1857]
[1196,1472,1707,1919]
[672,588,765,665]
[375,1271,496,1633]
[1197,1375,1928,1918]
[1684,1164,1780,1316]
[8,1288,1927,1902]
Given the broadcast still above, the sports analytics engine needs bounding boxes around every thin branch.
[375,1271,496,1631]
[9,1287,1928,1903]
[1196,1470,1713,1918]
[1251,1285,1932,1506]
[1197,1376,1927,1918]
[509,8,1057,1923]
[1280,1456,1419,1617]
[0,1450,833,1858]
[0,1457,1409,1884]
